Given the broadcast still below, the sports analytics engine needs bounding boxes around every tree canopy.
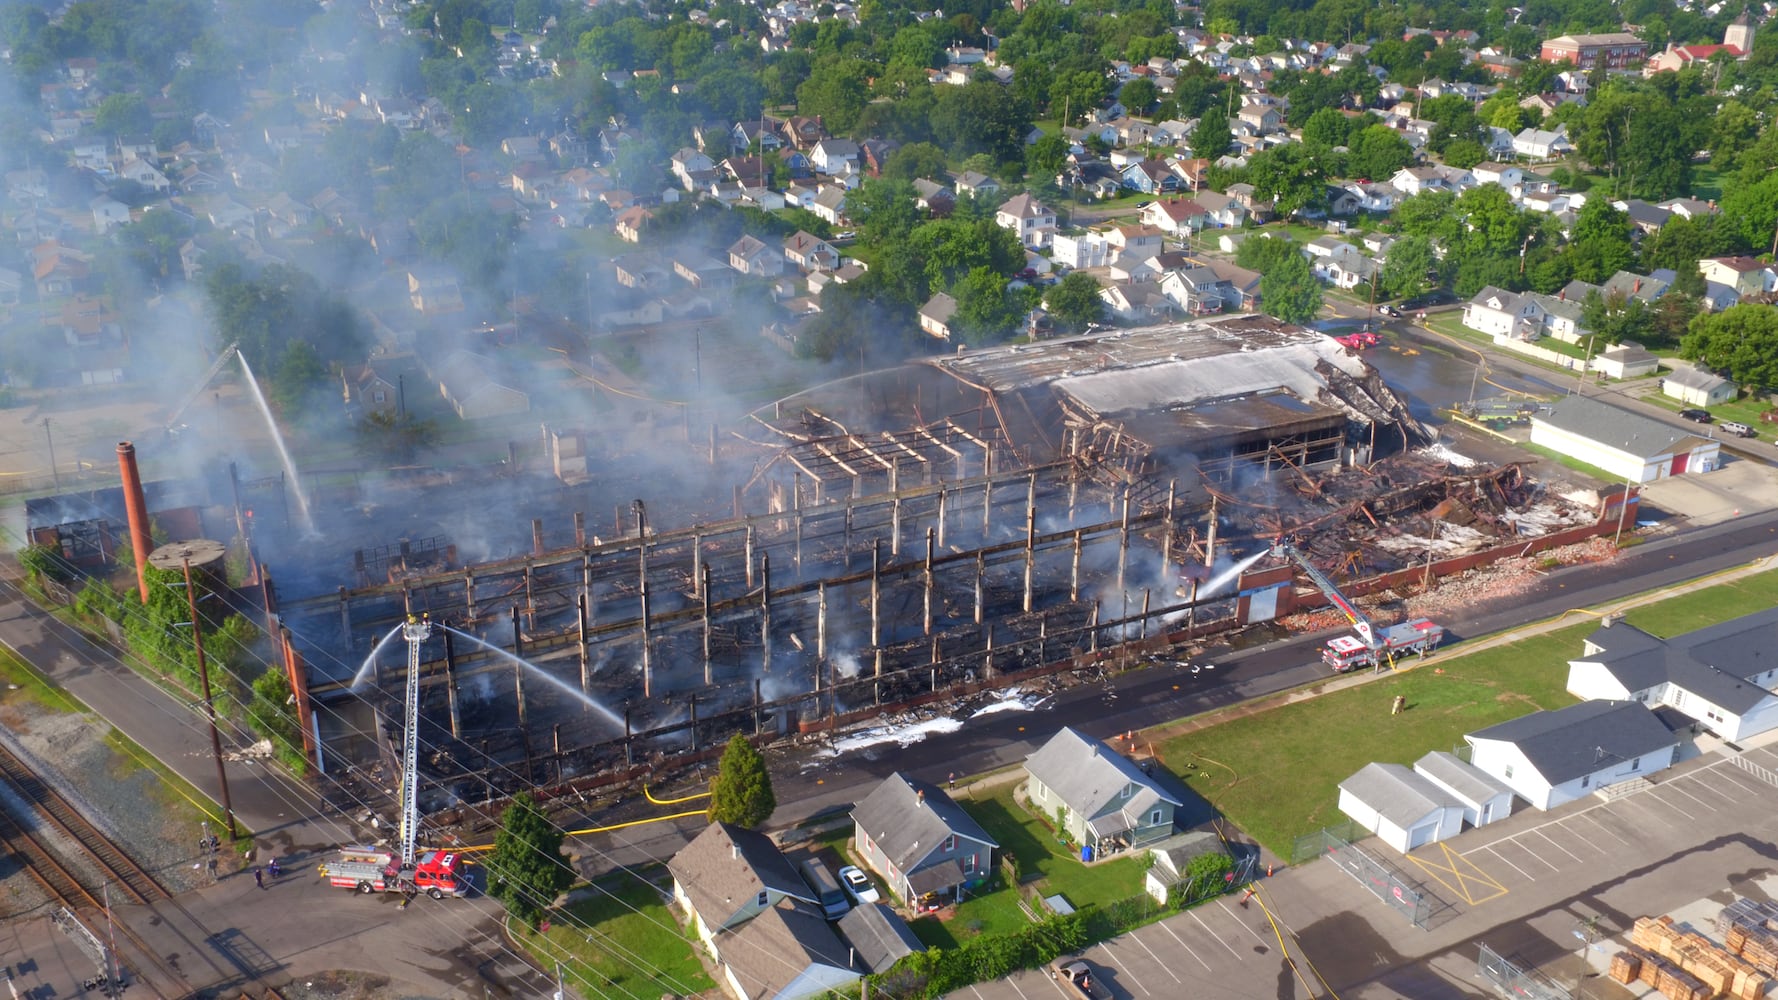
[488,792,575,929]
[1681,305,1778,389]
[708,734,776,828]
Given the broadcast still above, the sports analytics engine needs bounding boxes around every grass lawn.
[1151,569,1778,858]
[518,873,715,1000]
[910,784,1149,949]
[1641,389,1777,429]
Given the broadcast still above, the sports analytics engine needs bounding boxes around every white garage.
[1337,762,1466,854]
[1414,751,1514,829]
[1529,396,1720,484]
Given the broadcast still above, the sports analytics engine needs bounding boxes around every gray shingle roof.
[1577,611,1778,714]
[667,822,814,928]
[1025,727,1184,822]
[1338,762,1455,829]
[1666,367,1733,392]
[1414,750,1513,805]
[850,773,997,877]
[1533,396,1700,457]
[836,902,924,973]
[1467,700,1679,785]
[718,899,856,995]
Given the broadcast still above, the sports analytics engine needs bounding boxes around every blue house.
[1119,160,1185,195]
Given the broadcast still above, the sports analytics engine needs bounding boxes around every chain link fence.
[1477,942,1572,1000]
[1291,823,1441,929]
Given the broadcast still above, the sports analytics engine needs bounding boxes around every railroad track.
[0,736,168,910]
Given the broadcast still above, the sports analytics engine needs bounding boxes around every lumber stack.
[1609,950,1642,985]
[1720,898,1778,979]
[1630,916,1769,1000]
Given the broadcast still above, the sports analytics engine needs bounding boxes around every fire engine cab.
[319,847,470,899]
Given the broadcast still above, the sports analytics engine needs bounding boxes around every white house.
[1336,763,1466,853]
[1530,396,1721,483]
[668,822,818,945]
[89,196,130,234]
[1513,126,1573,160]
[1051,231,1112,270]
[1469,162,1524,191]
[996,193,1057,249]
[1412,751,1513,829]
[715,899,861,1000]
[919,292,958,340]
[1591,343,1659,379]
[1566,611,1778,743]
[1462,286,1546,341]
[809,138,860,176]
[1465,700,1684,811]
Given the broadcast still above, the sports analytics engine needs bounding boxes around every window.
[1120,784,1133,799]
[962,854,976,873]
[373,391,386,403]
[942,835,956,853]
[1630,757,1640,771]
[1580,774,1589,788]
[1149,809,1163,825]
[756,891,769,907]
[1504,765,1514,780]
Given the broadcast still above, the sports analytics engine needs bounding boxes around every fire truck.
[1271,543,1445,672]
[318,846,470,898]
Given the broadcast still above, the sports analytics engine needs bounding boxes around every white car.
[838,865,879,904]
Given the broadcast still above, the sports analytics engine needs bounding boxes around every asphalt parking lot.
[956,893,1321,1000]
[959,740,1778,999]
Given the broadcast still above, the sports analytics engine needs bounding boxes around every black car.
[1679,408,1713,423]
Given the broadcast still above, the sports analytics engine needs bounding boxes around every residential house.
[1160,267,1230,315]
[1390,165,1473,197]
[729,235,783,277]
[809,138,860,176]
[1050,231,1112,270]
[341,361,402,420]
[1466,700,1682,811]
[667,822,817,944]
[89,196,129,234]
[1603,268,1672,303]
[851,772,998,906]
[810,186,848,226]
[784,232,840,272]
[1699,257,1776,299]
[1140,199,1210,235]
[1105,223,1164,262]
[1099,280,1175,322]
[1530,395,1721,483]
[919,292,958,340]
[1529,292,1587,342]
[732,120,783,153]
[1659,198,1718,221]
[500,136,544,161]
[1469,162,1524,192]
[1512,126,1573,159]
[1121,159,1185,195]
[1343,182,1395,215]
[1337,763,1466,852]
[674,253,736,290]
[32,242,90,298]
[781,116,829,151]
[1589,343,1659,379]
[952,171,1001,198]
[670,147,716,186]
[1614,200,1672,236]
[995,193,1057,250]
[263,125,304,154]
[1462,286,1546,341]
[1225,183,1273,221]
[1235,102,1283,134]
[119,158,171,193]
[1566,610,1778,742]
[1194,190,1247,228]
[1323,254,1379,291]
[430,350,530,420]
[407,269,465,317]
[714,899,860,1000]
[1024,726,1184,852]
[912,178,955,216]
[1662,366,1737,408]
[614,206,651,243]
[1203,259,1261,309]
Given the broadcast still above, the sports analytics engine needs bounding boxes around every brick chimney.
[116,441,152,603]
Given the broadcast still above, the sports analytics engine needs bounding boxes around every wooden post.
[691,534,703,599]
[443,628,461,739]
[870,540,881,649]
[465,568,477,623]
[573,511,585,547]
[973,552,986,625]
[889,459,902,558]
[1023,473,1037,613]
[702,563,714,685]
[745,525,756,589]
[817,583,828,662]
[576,592,590,705]
[1071,530,1083,602]
[981,479,992,542]
[923,528,935,636]
[1163,479,1177,570]
[760,554,772,675]
[936,486,948,549]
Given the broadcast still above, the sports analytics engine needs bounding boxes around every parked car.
[1378,304,1401,318]
[1053,960,1112,1000]
[1720,421,1756,438]
[1679,409,1713,423]
[837,865,879,904]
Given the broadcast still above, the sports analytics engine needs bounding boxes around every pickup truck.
[1052,960,1111,1000]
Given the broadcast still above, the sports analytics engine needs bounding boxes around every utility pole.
[182,557,236,839]
[42,418,59,490]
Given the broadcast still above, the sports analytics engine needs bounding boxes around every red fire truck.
[1272,543,1445,672]
[318,846,470,899]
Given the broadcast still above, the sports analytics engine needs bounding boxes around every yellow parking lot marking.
[1408,842,1509,905]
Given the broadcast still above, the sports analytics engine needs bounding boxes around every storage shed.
[1337,762,1466,853]
[1414,751,1514,828]
[1662,367,1737,407]
[1590,343,1658,380]
[1529,396,1719,484]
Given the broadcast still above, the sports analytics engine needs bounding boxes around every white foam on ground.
[970,690,1050,718]
[1420,443,1478,469]
[811,715,966,760]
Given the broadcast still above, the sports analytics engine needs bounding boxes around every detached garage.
[1530,396,1719,484]
[1338,763,1466,853]
[1414,751,1513,828]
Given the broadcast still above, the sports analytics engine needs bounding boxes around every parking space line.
[1154,919,1214,971]
[1191,908,1243,959]
[1215,898,1273,945]
[1660,781,1719,812]
[1641,788,1702,820]
[1532,828,1585,863]
[1501,835,1561,871]
[1551,819,1611,854]
[1570,811,1631,847]
[1129,929,1184,984]
[1477,844,1536,882]
[1706,764,1772,797]
[1099,946,1151,996]
[1676,770,1741,802]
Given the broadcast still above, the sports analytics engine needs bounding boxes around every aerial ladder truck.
[1270,542,1444,672]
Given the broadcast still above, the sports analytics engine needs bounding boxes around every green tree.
[1381,235,1437,300]
[708,734,777,827]
[1259,251,1323,324]
[1581,289,1653,345]
[883,141,949,182]
[1191,106,1232,159]
[1346,125,1413,182]
[1681,304,1778,387]
[1044,271,1105,333]
[796,58,874,134]
[1301,106,1349,149]
[248,666,306,774]
[952,266,1024,345]
[488,792,575,928]
[1119,78,1158,115]
[1246,143,1326,219]
[1027,132,1069,180]
[95,93,152,137]
[1442,138,1485,169]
